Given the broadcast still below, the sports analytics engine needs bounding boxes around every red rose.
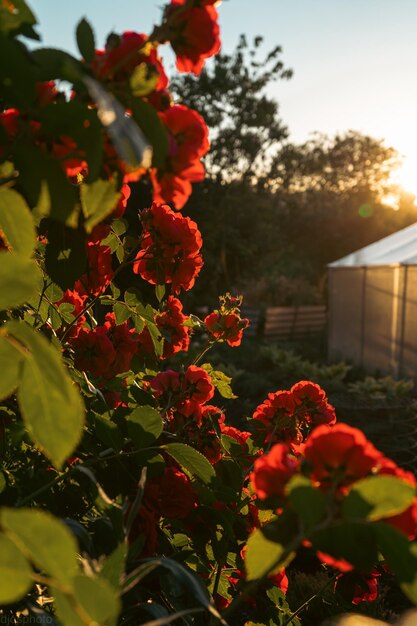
[75,226,113,296]
[183,365,214,405]
[156,295,191,358]
[335,569,380,605]
[153,467,197,519]
[304,423,383,487]
[111,183,131,219]
[93,31,168,91]
[205,311,249,347]
[291,380,336,427]
[251,443,299,500]
[166,0,221,75]
[101,313,138,377]
[133,203,203,293]
[150,369,181,398]
[126,503,159,557]
[56,289,87,338]
[150,105,209,209]
[72,327,116,378]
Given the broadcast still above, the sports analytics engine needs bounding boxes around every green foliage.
[286,476,327,529]
[4,321,85,468]
[0,534,33,604]
[0,188,36,256]
[162,443,216,485]
[75,18,96,64]
[311,523,379,572]
[201,362,237,398]
[376,524,417,604]
[0,254,40,310]
[342,476,415,522]
[126,405,163,447]
[245,527,291,581]
[80,178,121,231]
[348,376,415,400]
[1,508,79,586]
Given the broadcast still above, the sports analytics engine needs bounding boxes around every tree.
[172,34,292,184]
[174,47,415,305]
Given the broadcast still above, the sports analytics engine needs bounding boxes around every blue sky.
[31,0,417,192]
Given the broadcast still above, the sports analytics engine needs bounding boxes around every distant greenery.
[172,36,416,307]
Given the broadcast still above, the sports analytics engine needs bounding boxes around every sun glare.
[396,157,417,198]
[383,146,417,209]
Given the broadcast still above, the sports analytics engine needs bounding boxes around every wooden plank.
[264,304,326,339]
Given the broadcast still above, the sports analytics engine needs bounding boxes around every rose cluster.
[252,380,336,446]
[205,293,250,347]
[133,202,203,292]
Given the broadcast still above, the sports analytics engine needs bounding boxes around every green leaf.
[14,145,80,224]
[44,222,87,291]
[245,528,288,581]
[124,288,142,306]
[0,35,36,109]
[126,406,163,448]
[113,301,131,325]
[0,254,40,310]
[130,63,159,97]
[375,523,417,603]
[221,434,245,457]
[32,48,83,83]
[0,472,6,494]
[0,0,37,37]
[52,587,84,626]
[75,18,95,64]
[80,179,121,232]
[5,321,85,469]
[155,284,166,303]
[73,575,121,624]
[201,363,237,399]
[149,558,220,621]
[311,522,378,571]
[100,542,127,591]
[1,508,79,587]
[162,443,216,485]
[112,219,127,236]
[44,281,64,303]
[130,98,169,169]
[287,475,327,528]
[0,336,24,401]
[91,412,123,450]
[38,101,103,183]
[343,475,415,522]
[0,534,33,604]
[146,319,163,358]
[215,458,242,494]
[0,188,36,256]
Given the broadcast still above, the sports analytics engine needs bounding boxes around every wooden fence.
[263,305,327,340]
[196,305,327,340]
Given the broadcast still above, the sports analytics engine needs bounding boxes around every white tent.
[328,223,417,377]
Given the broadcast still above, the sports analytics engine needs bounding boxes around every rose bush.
[0,1,416,625]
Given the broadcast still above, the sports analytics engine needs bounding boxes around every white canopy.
[329,221,417,267]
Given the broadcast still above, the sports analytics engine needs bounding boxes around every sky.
[30,0,417,194]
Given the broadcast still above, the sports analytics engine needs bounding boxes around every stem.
[60,295,100,342]
[140,607,206,626]
[16,468,71,507]
[222,533,303,620]
[192,339,218,366]
[208,564,224,626]
[281,573,338,626]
